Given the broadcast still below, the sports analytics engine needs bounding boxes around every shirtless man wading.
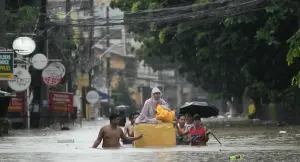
[92,113,143,149]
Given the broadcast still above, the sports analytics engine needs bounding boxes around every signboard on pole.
[86,90,100,104]
[8,67,31,92]
[42,62,65,86]
[90,104,96,120]
[0,51,14,80]
[8,92,25,112]
[48,91,73,112]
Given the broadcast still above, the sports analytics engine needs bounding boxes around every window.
[102,29,122,39]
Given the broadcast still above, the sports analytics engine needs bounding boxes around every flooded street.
[1,120,300,162]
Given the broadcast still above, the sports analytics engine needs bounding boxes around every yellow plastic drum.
[133,123,176,148]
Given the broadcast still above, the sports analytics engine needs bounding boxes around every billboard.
[8,92,25,112]
[48,91,73,112]
[0,51,14,80]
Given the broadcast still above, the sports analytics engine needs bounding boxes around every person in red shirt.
[188,114,211,146]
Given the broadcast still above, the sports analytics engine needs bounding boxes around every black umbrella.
[179,101,219,118]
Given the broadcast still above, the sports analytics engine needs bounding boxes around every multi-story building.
[47,0,210,114]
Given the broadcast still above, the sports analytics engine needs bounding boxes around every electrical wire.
[2,0,284,63]
[1,0,281,29]
[48,0,270,25]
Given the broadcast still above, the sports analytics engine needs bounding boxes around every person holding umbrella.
[188,114,211,146]
[179,101,222,146]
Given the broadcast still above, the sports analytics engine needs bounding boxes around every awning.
[97,91,108,102]
[0,89,16,97]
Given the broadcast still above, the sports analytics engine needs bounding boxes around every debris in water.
[57,139,75,143]
[42,127,51,130]
[228,155,242,160]
[263,121,273,125]
[279,131,287,134]
[61,127,70,131]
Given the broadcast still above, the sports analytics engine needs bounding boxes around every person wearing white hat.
[135,87,168,124]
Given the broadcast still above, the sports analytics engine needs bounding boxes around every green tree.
[5,5,77,98]
[111,0,300,115]
[111,77,136,113]
[286,0,300,86]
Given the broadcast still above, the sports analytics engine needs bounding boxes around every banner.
[48,91,73,112]
[0,51,14,80]
[8,92,25,112]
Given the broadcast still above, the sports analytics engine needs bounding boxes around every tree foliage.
[5,4,77,97]
[111,0,300,108]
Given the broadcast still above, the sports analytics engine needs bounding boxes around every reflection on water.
[0,121,300,162]
[1,150,300,162]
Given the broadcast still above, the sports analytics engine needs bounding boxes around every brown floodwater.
[0,120,299,162]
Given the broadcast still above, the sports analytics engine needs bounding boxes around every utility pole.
[88,0,94,87]
[176,70,181,110]
[106,6,111,113]
[66,0,72,92]
[0,0,5,48]
[0,0,10,119]
[85,0,94,120]
[31,0,47,129]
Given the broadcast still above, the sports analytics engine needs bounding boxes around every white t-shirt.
[185,123,193,130]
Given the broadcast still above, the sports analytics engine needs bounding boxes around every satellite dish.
[86,91,100,104]
[32,53,48,70]
[54,62,66,77]
[8,67,31,92]
[12,37,36,55]
[42,63,63,86]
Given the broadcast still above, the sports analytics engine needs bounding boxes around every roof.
[47,0,88,10]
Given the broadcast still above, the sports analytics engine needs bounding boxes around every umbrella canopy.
[115,105,129,110]
[115,105,129,111]
[179,101,219,118]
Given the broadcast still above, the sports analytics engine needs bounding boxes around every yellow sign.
[86,104,90,120]
[76,72,89,96]
[0,65,11,71]
[0,73,14,80]
[248,104,255,115]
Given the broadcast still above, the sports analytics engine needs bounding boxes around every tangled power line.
[1,0,285,50]
[48,0,282,27]
[2,0,283,29]
[19,0,279,42]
